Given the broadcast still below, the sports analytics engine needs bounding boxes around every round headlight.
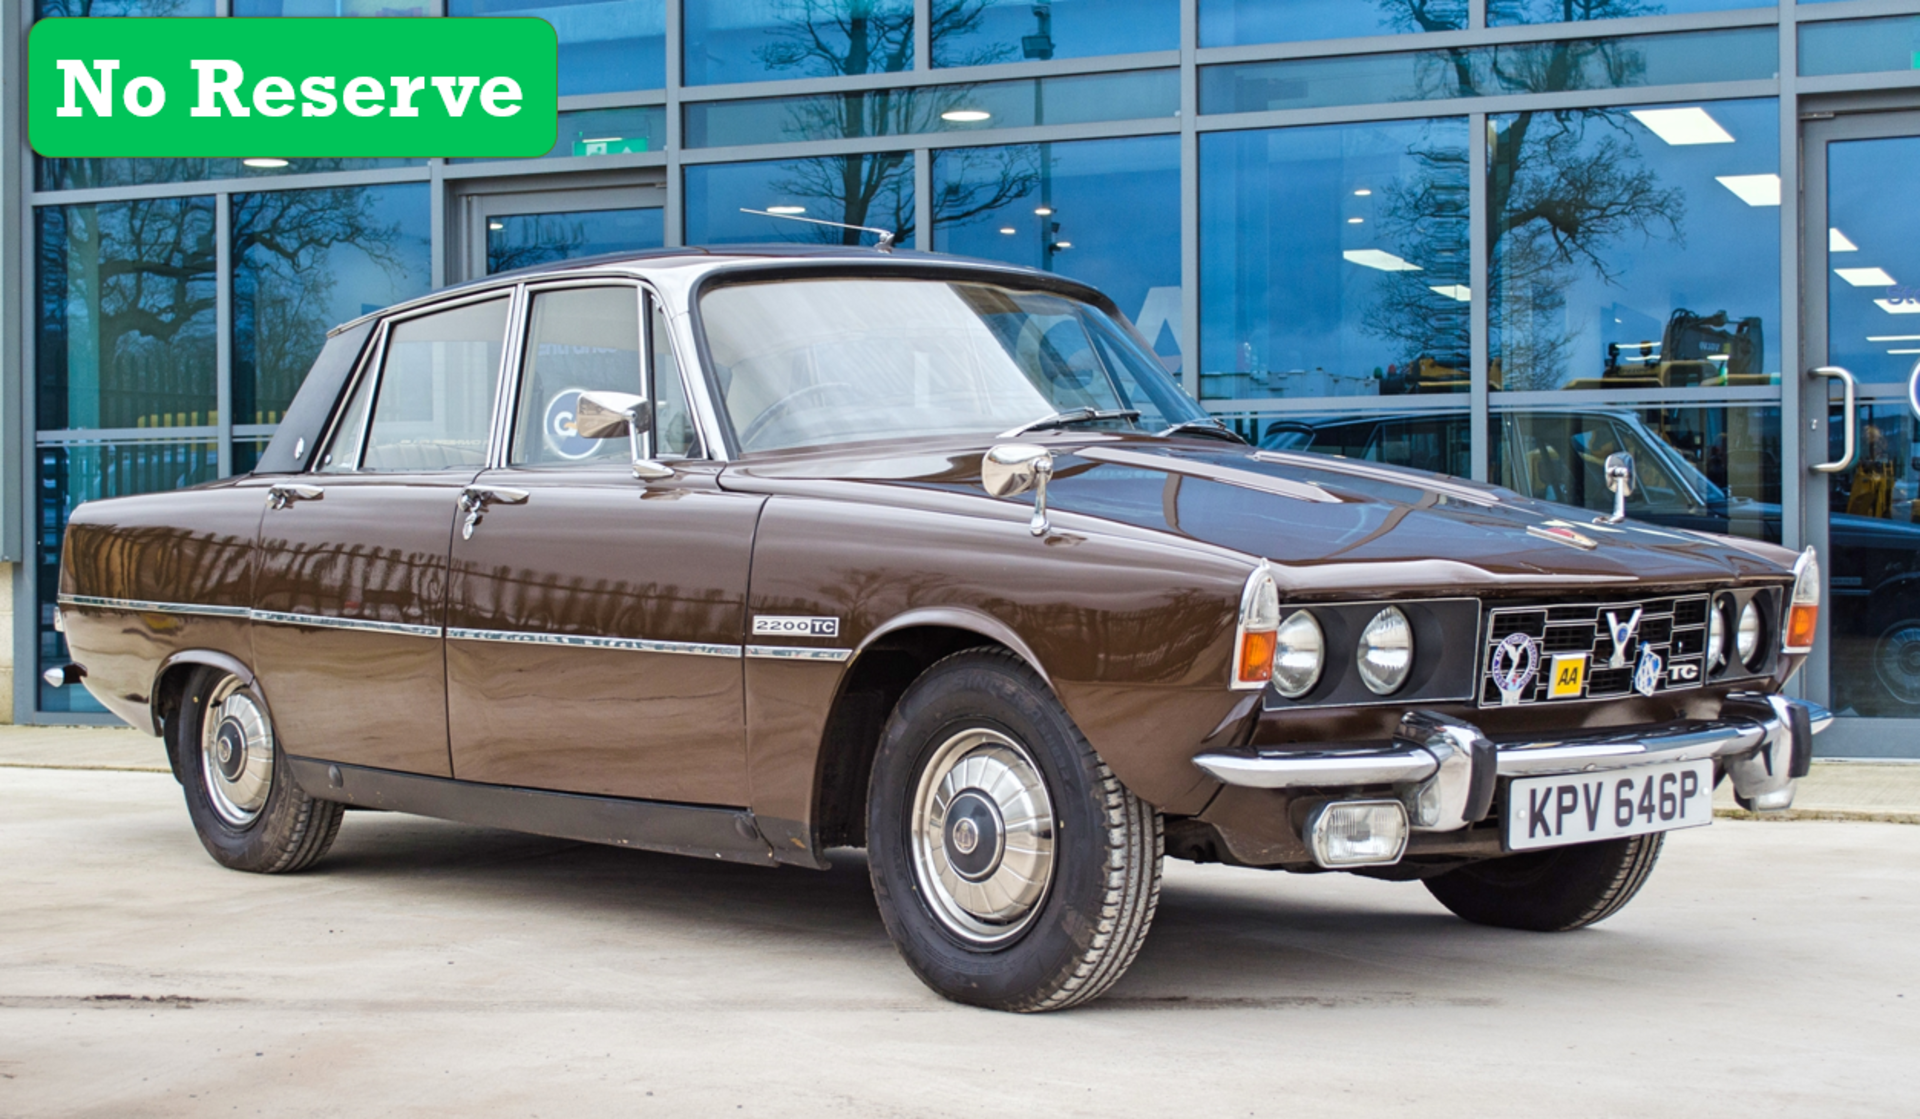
[1708,597,1729,669]
[1356,606,1414,695]
[1737,599,1763,668]
[1272,610,1325,698]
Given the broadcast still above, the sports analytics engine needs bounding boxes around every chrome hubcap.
[1878,622,1920,706]
[200,678,273,827]
[909,728,1055,945]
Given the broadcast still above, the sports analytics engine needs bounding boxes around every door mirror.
[574,390,671,480]
[1600,451,1634,524]
[982,443,1055,536]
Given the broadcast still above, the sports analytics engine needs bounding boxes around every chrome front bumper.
[1193,693,1829,831]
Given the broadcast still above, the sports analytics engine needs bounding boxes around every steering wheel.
[739,382,858,450]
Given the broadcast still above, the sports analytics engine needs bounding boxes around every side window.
[318,357,375,473]
[358,298,509,472]
[511,287,642,467]
[649,298,700,459]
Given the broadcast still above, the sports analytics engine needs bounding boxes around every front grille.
[1479,595,1709,708]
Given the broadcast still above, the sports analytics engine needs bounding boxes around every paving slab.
[1,767,1916,1118]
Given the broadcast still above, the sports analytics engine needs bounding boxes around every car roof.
[327,245,1098,337]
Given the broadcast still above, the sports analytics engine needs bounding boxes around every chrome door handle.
[1810,366,1857,474]
[266,483,323,510]
[458,485,529,539]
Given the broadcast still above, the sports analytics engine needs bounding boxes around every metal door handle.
[458,485,529,539]
[1810,366,1857,474]
[266,483,323,510]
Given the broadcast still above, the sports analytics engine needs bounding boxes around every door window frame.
[495,279,710,472]
[453,176,668,284]
[1799,106,1920,755]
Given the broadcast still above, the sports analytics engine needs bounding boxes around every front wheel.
[867,650,1162,1012]
[176,667,344,874]
[1422,833,1664,932]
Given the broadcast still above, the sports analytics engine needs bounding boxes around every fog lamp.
[1737,599,1764,669]
[1783,547,1820,655]
[1271,610,1325,698]
[1305,799,1409,868]
[1356,606,1414,695]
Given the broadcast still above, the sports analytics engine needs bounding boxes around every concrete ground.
[3,760,1918,1116]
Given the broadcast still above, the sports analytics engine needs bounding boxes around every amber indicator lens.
[1784,547,1820,654]
[1786,604,1818,653]
[1238,629,1278,684]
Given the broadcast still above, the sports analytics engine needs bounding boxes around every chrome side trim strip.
[249,609,442,639]
[447,627,741,658]
[58,594,251,620]
[745,644,853,662]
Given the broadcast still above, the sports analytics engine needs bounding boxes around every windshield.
[699,278,1206,452]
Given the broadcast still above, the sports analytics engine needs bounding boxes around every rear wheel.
[866,650,1162,1012]
[1422,833,1663,932]
[176,667,343,874]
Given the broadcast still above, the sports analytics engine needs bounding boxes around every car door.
[251,293,512,776]
[443,283,761,805]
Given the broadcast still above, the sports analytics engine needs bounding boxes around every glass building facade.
[7,0,1920,755]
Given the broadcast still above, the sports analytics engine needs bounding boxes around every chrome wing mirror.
[576,390,673,480]
[982,443,1055,536]
[1598,451,1634,525]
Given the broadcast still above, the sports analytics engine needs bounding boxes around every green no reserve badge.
[29,18,557,159]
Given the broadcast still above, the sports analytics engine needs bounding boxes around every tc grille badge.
[1606,607,1643,669]
[1490,632,1540,707]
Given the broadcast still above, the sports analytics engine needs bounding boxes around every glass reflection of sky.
[451,0,666,95]
[1200,118,1470,401]
[935,0,1176,66]
[685,0,914,86]
[1828,136,1920,389]
[934,136,1181,370]
[1200,0,1461,47]
[1491,98,1780,392]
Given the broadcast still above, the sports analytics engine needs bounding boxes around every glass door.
[1803,112,1920,756]
[455,181,666,282]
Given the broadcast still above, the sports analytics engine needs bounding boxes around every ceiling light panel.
[1716,174,1780,207]
[1837,267,1897,287]
[1831,228,1858,253]
[1343,249,1421,272]
[1630,107,1734,145]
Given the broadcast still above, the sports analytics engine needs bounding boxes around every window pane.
[37,157,423,193]
[37,0,212,13]
[362,299,509,472]
[233,1,427,13]
[1490,99,1780,392]
[934,135,1182,372]
[1800,16,1920,78]
[685,70,1177,147]
[1200,118,1470,402]
[1489,0,1766,25]
[1199,28,1777,113]
[513,288,642,466]
[1827,136,1920,388]
[487,208,666,274]
[36,437,219,713]
[684,0,914,86]
[933,0,1177,66]
[684,154,914,246]
[319,363,375,473]
[1495,405,1781,542]
[652,300,701,457]
[1235,406,1473,477]
[451,0,666,95]
[36,198,217,432]
[233,184,431,430]
[1201,0,1463,48]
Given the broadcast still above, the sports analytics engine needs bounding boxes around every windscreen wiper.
[1000,407,1142,438]
[1158,418,1247,445]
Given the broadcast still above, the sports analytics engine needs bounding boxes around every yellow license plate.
[1548,654,1587,698]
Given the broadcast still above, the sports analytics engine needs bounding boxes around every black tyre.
[1423,833,1664,932]
[175,667,343,874]
[867,649,1162,1012]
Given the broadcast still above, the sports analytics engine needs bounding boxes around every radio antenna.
[739,208,897,252]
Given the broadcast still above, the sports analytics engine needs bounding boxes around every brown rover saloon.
[53,246,1828,1012]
